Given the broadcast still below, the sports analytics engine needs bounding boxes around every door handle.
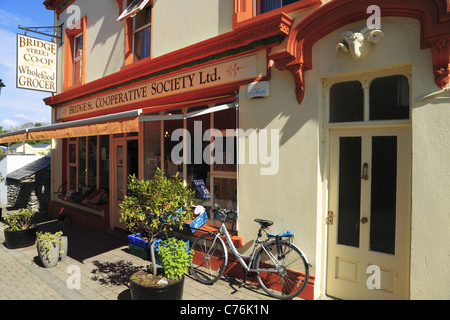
[361,163,369,180]
[360,217,368,224]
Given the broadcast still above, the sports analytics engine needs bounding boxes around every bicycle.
[190,209,311,300]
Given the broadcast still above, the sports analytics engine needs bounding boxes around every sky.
[0,1,54,130]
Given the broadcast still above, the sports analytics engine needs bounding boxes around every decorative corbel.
[270,46,308,104]
[287,63,306,104]
[431,38,450,88]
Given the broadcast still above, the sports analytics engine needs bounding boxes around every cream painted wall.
[152,0,233,57]
[309,17,449,299]
[56,0,125,85]
[237,65,319,277]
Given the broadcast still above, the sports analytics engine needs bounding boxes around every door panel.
[327,127,410,300]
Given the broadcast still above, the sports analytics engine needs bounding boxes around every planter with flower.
[119,168,195,300]
[36,231,67,268]
[2,208,37,249]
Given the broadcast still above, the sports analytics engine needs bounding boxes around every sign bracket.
[18,24,64,43]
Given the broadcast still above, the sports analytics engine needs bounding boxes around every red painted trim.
[270,0,450,103]
[44,13,292,108]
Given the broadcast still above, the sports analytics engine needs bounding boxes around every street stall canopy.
[0,109,141,144]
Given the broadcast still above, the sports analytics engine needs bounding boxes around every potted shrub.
[119,168,195,300]
[36,231,65,268]
[129,237,193,300]
[3,208,37,249]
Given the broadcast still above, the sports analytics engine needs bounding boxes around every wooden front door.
[326,127,411,299]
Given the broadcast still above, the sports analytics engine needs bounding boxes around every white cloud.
[0,8,33,28]
[1,119,20,129]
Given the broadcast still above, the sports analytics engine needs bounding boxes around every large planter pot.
[4,225,38,249]
[59,236,68,262]
[37,238,61,268]
[130,273,185,300]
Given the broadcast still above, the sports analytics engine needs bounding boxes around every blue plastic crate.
[182,210,208,233]
[127,232,151,249]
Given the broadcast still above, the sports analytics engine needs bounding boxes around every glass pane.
[127,140,139,179]
[78,137,86,188]
[212,107,237,172]
[144,121,161,180]
[117,146,124,200]
[330,81,364,122]
[164,118,184,178]
[99,135,109,194]
[68,143,76,163]
[337,137,361,248]
[260,0,299,14]
[369,75,409,120]
[68,166,77,190]
[212,177,237,211]
[186,113,211,203]
[135,6,151,29]
[134,27,151,60]
[88,136,97,189]
[370,136,397,254]
[74,35,83,59]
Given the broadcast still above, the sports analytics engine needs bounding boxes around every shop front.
[38,46,275,235]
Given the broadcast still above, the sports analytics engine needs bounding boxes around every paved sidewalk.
[0,210,285,301]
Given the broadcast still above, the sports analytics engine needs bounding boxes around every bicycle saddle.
[254,219,273,228]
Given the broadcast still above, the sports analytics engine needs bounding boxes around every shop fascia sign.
[16,34,57,93]
[56,54,257,120]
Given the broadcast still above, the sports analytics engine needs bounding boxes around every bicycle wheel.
[254,240,309,300]
[190,232,228,284]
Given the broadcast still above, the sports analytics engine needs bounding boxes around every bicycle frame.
[209,219,282,274]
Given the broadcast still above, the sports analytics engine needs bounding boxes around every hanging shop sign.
[16,34,57,93]
[56,54,258,120]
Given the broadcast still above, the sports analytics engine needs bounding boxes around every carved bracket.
[269,0,450,105]
[431,38,450,88]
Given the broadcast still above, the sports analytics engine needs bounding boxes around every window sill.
[56,194,109,212]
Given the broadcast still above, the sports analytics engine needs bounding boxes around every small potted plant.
[3,208,37,249]
[130,237,193,300]
[36,231,66,268]
[120,168,195,300]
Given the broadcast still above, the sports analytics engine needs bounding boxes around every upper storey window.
[63,17,86,90]
[256,0,300,14]
[118,0,152,62]
[134,5,151,61]
[73,34,83,86]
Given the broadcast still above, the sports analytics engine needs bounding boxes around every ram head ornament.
[336,27,384,60]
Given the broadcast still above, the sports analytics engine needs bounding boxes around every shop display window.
[143,103,238,231]
[64,135,110,205]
